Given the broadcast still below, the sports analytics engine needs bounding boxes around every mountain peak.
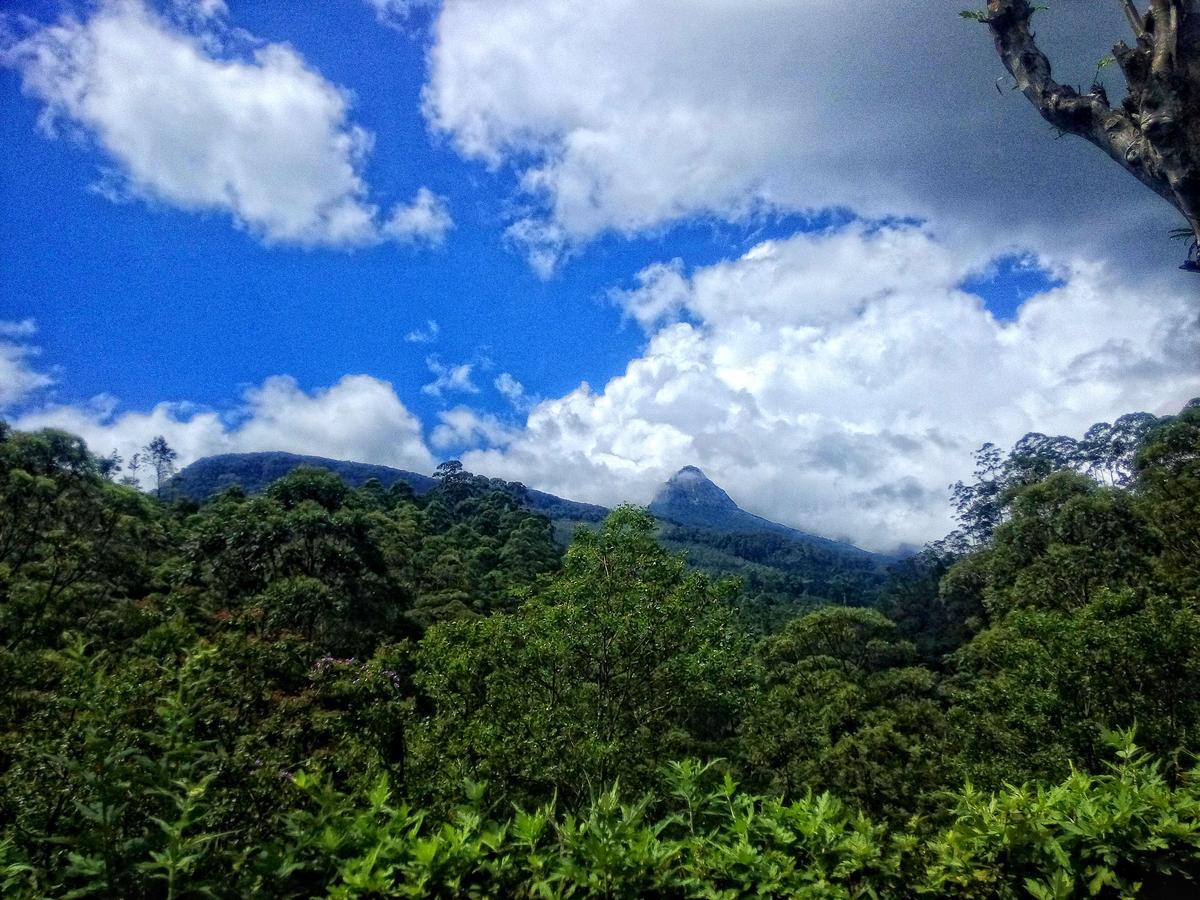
[651,465,739,515]
[647,466,879,560]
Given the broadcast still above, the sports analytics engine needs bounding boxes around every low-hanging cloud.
[459,226,1200,551]
[13,373,435,482]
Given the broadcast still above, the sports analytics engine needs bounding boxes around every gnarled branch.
[982,0,1200,266]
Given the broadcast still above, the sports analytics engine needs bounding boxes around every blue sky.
[1,0,1196,550]
[2,0,866,428]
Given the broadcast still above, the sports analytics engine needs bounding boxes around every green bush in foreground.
[283,739,1200,898]
[8,735,1177,898]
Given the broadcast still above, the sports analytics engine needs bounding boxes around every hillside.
[171,453,891,620]
[648,465,876,557]
[170,451,609,526]
[5,401,1200,897]
[647,466,890,623]
[170,451,439,498]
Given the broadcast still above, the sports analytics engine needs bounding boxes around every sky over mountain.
[1,0,1197,551]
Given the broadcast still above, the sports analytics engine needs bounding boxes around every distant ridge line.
[171,452,881,560]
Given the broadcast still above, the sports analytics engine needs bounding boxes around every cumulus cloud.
[5,0,449,247]
[0,320,54,410]
[421,356,478,397]
[460,226,1200,551]
[609,259,692,332]
[431,405,516,451]
[384,187,453,245]
[13,374,435,483]
[424,0,1182,276]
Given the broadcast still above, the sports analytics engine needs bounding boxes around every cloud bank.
[424,0,1183,276]
[458,227,1200,551]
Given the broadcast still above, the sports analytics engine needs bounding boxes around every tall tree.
[971,0,1200,267]
[142,435,178,499]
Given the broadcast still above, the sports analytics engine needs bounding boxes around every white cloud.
[421,356,478,397]
[0,320,38,338]
[431,405,515,451]
[423,0,1180,275]
[365,0,436,28]
[404,319,440,344]
[461,227,1200,552]
[384,187,453,245]
[609,259,691,332]
[14,373,435,483]
[493,372,532,410]
[170,0,227,23]
[0,320,54,410]
[5,0,449,247]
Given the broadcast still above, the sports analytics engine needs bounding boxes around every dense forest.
[2,398,1199,897]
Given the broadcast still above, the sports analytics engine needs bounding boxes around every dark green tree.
[412,507,753,807]
[740,607,952,820]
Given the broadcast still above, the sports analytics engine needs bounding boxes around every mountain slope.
[649,465,876,558]
[171,451,438,498]
[169,451,609,524]
[170,454,891,625]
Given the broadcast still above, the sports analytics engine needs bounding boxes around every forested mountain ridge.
[2,397,1199,897]
[169,451,609,526]
[171,453,876,556]
[171,452,891,619]
[646,465,892,625]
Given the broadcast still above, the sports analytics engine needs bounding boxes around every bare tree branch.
[1149,0,1181,74]
[1121,0,1147,39]
[982,0,1200,266]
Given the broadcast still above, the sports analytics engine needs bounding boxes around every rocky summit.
[648,465,875,558]
[650,465,739,515]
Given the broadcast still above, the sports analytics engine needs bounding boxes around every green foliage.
[1136,401,1200,592]
[274,759,900,898]
[657,523,889,631]
[412,507,755,808]
[0,427,165,651]
[946,412,1162,551]
[937,403,1200,786]
[740,608,953,821]
[923,733,1200,898]
[950,589,1200,787]
[3,399,1200,896]
[268,744,1200,898]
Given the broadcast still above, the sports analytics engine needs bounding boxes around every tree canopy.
[2,399,1200,895]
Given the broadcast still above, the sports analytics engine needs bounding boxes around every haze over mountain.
[648,465,875,557]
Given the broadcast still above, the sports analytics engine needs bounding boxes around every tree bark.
[983,0,1200,267]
